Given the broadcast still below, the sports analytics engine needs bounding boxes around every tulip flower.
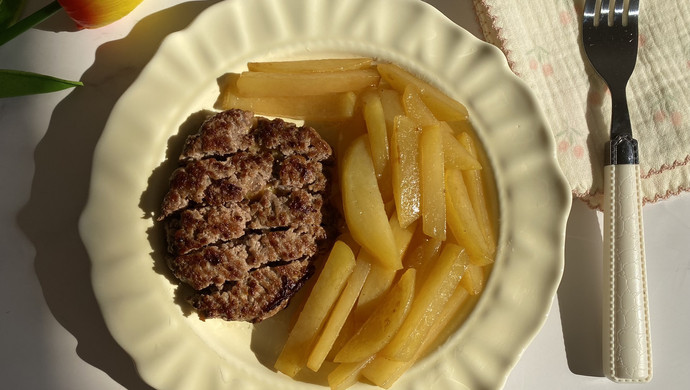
[58,0,144,29]
[0,0,144,97]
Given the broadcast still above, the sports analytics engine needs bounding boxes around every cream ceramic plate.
[79,0,571,389]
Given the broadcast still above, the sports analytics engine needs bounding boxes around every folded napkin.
[474,0,690,209]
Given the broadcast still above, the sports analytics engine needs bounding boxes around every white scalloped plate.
[79,0,571,389]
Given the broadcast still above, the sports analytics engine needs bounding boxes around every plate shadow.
[17,2,219,389]
[557,198,605,377]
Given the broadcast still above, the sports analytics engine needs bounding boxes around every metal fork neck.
[610,86,633,138]
[606,86,638,165]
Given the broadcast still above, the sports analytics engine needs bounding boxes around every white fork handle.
[602,164,652,382]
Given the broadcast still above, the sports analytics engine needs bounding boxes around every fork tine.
[612,0,624,25]
[628,0,639,16]
[583,0,598,25]
[600,0,611,26]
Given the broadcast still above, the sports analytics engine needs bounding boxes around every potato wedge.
[335,232,360,254]
[236,69,380,97]
[402,231,443,286]
[379,88,405,131]
[439,123,482,170]
[341,135,399,269]
[335,268,416,363]
[308,259,371,371]
[247,57,373,73]
[390,210,418,260]
[377,63,469,121]
[327,356,375,390]
[361,283,471,388]
[403,85,438,127]
[354,211,415,321]
[460,262,485,295]
[445,169,494,265]
[391,115,422,228]
[275,241,356,377]
[458,132,496,253]
[217,89,356,120]
[419,123,446,240]
[354,254,396,322]
[362,90,393,197]
[380,243,469,361]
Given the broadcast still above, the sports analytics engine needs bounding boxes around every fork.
[582,0,652,383]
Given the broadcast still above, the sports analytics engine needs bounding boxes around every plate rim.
[79,0,572,389]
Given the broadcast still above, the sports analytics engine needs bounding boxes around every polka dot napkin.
[474,0,690,209]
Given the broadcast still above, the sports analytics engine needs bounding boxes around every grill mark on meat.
[160,151,327,220]
[165,189,324,255]
[160,152,274,219]
[189,259,314,323]
[168,219,324,290]
[165,204,251,255]
[159,109,335,322]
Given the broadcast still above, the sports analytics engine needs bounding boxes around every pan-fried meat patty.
[158,109,334,323]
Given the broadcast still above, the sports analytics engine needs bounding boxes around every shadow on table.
[17,2,219,389]
[557,198,605,377]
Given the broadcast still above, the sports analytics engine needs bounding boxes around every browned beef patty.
[159,109,334,323]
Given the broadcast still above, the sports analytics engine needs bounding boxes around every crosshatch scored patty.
[158,109,334,323]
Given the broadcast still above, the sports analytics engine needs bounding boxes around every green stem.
[0,1,62,46]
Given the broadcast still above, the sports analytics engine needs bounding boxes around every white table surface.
[1,1,688,389]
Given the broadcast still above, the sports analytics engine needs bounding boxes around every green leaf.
[0,1,61,46]
[0,0,26,30]
[0,69,83,98]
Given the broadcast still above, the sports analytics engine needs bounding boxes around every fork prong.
[599,0,611,26]
[612,0,625,25]
[628,0,639,16]
[583,0,598,25]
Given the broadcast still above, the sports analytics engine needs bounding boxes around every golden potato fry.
[390,210,418,260]
[380,243,469,361]
[354,254,396,322]
[341,135,400,270]
[327,310,358,361]
[247,57,373,73]
[361,283,471,388]
[308,259,371,371]
[458,132,496,253]
[216,73,356,120]
[402,230,443,286]
[362,90,392,192]
[217,89,356,120]
[236,69,380,97]
[379,88,405,131]
[327,356,375,390]
[403,85,438,127]
[439,123,481,170]
[377,63,469,121]
[391,115,421,228]
[335,232,360,254]
[419,124,446,240]
[335,115,368,170]
[445,169,494,265]
[355,212,415,320]
[335,268,416,363]
[460,262,485,295]
[275,241,356,377]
